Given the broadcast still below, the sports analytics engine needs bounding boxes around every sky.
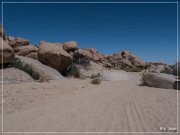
[1,0,178,64]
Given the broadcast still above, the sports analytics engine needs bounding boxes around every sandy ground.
[0,71,179,135]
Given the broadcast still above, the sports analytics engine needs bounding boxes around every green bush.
[66,64,80,78]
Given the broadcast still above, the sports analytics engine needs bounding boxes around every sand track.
[1,74,179,135]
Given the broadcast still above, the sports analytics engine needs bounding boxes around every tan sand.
[0,72,179,135]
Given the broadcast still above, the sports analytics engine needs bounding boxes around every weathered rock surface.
[73,48,102,64]
[26,52,38,59]
[0,67,34,84]
[108,51,145,71]
[111,52,122,60]
[142,72,176,89]
[16,45,38,58]
[38,41,72,75]
[104,63,113,68]
[74,50,144,72]
[63,41,78,52]
[8,36,29,51]
[16,45,37,53]
[146,62,173,74]
[85,48,102,61]
[77,61,103,78]
[0,37,15,64]
[13,55,64,82]
[74,49,92,62]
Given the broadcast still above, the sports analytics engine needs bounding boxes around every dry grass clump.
[91,78,101,85]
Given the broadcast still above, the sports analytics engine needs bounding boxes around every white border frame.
[1,1,179,134]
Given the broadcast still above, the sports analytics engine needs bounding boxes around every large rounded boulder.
[38,41,72,75]
[13,55,64,82]
[142,72,176,89]
[0,37,15,64]
[0,67,34,84]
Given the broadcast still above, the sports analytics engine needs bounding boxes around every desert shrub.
[91,78,101,85]
[66,64,80,78]
[91,73,100,79]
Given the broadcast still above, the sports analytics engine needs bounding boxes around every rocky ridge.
[0,26,179,90]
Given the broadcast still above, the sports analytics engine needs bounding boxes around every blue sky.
[1,1,178,64]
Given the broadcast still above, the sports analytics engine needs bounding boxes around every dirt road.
[1,76,179,134]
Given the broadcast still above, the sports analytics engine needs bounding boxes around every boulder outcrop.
[38,41,72,74]
[8,36,30,51]
[108,51,145,71]
[16,45,38,59]
[13,55,64,82]
[73,48,102,64]
[0,67,34,84]
[0,37,15,64]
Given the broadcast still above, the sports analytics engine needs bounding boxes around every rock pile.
[73,48,102,64]
[8,36,30,51]
[16,45,38,59]
[1,26,178,89]
[102,51,145,72]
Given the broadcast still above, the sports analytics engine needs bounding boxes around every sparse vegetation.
[66,64,80,78]
[13,57,40,80]
[91,78,101,85]
[91,73,100,79]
